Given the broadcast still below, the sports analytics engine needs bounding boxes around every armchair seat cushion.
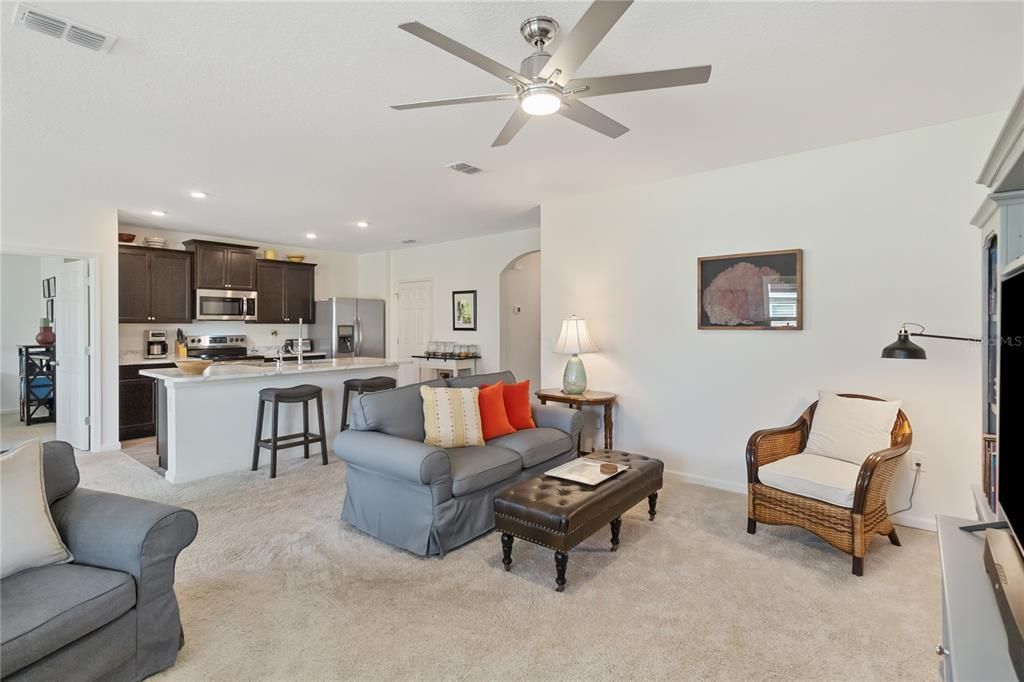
[448,446,522,496]
[757,453,860,508]
[487,428,574,468]
[1,564,136,677]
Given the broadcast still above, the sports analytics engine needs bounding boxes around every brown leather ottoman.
[494,451,664,591]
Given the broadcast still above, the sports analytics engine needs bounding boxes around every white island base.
[141,358,400,483]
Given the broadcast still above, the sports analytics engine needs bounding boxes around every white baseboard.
[0,408,18,415]
[666,468,746,495]
[98,441,122,452]
[663,468,936,532]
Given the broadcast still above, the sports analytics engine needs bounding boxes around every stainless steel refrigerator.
[310,298,386,359]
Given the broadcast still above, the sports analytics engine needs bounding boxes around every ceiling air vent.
[13,5,117,53]
[447,162,482,175]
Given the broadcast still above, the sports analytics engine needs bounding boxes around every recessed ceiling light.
[356,221,369,228]
[151,210,167,217]
[306,233,317,240]
[189,191,207,199]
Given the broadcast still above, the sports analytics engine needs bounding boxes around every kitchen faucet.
[296,318,304,367]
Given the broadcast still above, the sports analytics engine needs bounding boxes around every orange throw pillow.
[478,382,515,441]
[503,380,536,430]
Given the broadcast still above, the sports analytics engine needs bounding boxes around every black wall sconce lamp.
[881,322,982,360]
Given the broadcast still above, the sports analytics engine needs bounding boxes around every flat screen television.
[999,269,1024,552]
[992,267,1024,675]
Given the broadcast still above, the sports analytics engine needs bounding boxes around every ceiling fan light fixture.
[520,85,562,116]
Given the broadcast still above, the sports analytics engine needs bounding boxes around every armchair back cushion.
[42,440,79,504]
[353,379,445,441]
[803,392,902,465]
[1,440,73,579]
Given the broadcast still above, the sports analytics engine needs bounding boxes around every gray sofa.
[334,371,582,556]
[1,441,198,681]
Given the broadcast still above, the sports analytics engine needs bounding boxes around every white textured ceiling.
[2,1,1021,252]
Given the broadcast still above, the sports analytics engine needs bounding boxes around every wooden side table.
[535,388,617,452]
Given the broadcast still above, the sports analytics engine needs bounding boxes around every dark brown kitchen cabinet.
[254,260,316,324]
[255,261,285,323]
[284,264,315,323]
[118,246,192,323]
[184,239,258,290]
[119,363,174,441]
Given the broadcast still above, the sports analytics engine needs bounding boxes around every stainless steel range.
[185,335,264,362]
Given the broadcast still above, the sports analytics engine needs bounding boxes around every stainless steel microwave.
[195,289,257,321]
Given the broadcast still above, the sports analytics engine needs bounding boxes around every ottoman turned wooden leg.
[610,517,622,551]
[648,492,658,521]
[554,551,568,592]
[501,533,514,572]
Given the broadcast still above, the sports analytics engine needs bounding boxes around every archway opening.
[499,250,541,389]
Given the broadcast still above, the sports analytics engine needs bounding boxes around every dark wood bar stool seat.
[340,376,397,431]
[252,384,328,479]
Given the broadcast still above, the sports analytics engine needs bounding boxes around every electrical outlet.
[911,451,927,472]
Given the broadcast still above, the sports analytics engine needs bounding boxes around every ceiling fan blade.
[391,94,516,110]
[558,100,629,139]
[538,1,633,85]
[399,22,530,87]
[569,65,712,98]
[491,108,530,147]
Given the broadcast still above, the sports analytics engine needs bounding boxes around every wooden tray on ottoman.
[493,451,664,592]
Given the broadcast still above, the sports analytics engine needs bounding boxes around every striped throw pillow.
[421,386,485,448]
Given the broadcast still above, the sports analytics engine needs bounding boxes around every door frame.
[1,248,101,452]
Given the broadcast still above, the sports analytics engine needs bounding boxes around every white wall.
[1,199,119,451]
[359,229,540,381]
[500,250,541,389]
[1,254,43,412]
[540,113,1004,528]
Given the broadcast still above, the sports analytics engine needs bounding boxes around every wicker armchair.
[745,394,912,576]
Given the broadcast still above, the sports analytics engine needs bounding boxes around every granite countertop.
[140,357,401,384]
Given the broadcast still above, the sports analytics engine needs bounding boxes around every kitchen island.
[141,358,400,483]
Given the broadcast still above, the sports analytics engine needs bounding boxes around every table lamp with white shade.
[554,314,598,394]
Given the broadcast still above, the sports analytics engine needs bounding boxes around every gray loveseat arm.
[334,430,451,486]
[50,489,198,679]
[532,403,583,441]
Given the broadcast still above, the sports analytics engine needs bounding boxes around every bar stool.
[340,376,398,431]
[252,384,328,479]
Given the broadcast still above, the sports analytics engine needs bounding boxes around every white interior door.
[55,259,90,449]
[396,280,432,385]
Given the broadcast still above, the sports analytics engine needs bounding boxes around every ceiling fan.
[390,0,711,147]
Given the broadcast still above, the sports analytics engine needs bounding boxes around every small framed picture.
[42,278,52,299]
[452,290,477,331]
[46,298,54,325]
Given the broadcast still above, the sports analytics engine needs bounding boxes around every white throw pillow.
[803,392,902,466]
[421,386,484,448]
[1,439,73,578]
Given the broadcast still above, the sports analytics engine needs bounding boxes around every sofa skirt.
[341,449,577,556]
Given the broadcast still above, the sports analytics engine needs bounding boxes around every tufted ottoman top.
[494,451,664,548]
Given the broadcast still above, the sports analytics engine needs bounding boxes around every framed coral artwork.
[698,249,803,330]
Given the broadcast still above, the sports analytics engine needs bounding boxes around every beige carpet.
[74,449,940,681]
